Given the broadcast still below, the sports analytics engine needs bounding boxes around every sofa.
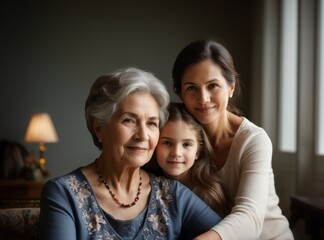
[0,207,40,240]
[0,140,43,239]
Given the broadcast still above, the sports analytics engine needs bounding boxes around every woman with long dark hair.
[172,40,293,240]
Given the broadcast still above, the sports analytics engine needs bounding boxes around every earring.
[230,93,233,98]
[98,139,102,143]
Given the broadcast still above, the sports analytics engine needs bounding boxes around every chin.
[196,113,219,124]
[196,117,214,125]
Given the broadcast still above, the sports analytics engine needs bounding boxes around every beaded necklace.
[94,160,142,208]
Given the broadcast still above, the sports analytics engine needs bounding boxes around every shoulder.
[148,173,176,194]
[149,173,192,192]
[44,168,82,185]
[149,173,206,204]
[232,118,273,166]
[42,168,86,198]
[239,118,268,135]
[235,118,272,147]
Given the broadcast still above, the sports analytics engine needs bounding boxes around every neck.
[95,157,140,192]
[203,111,235,145]
[164,171,192,189]
[94,158,143,208]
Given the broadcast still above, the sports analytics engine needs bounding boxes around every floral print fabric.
[66,172,174,239]
[38,168,221,240]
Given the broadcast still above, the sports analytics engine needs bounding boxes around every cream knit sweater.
[212,118,294,240]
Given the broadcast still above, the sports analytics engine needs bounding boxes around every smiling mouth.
[196,106,214,113]
[128,146,147,152]
[167,161,184,164]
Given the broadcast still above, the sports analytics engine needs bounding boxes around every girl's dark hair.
[172,40,243,116]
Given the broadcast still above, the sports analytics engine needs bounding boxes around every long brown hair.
[164,102,232,217]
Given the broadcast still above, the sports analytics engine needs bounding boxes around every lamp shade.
[25,113,59,143]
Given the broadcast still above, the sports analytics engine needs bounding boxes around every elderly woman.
[38,67,221,240]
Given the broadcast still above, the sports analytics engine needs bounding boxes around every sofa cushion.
[0,208,39,240]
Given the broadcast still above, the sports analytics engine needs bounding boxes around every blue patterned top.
[38,168,221,240]
[103,207,148,239]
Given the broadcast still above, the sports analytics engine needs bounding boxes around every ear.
[195,150,200,161]
[229,82,236,98]
[93,120,104,141]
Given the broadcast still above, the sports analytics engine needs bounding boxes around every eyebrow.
[122,112,159,121]
[160,136,196,142]
[183,79,220,85]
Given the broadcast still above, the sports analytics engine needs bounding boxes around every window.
[278,0,298,152]
[258,0,324,210]
[317,0,324,155]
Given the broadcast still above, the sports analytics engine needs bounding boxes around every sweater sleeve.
[212,128,273,240]
[38,179,77,240]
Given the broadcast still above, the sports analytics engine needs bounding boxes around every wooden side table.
[0,179,43,208]
[289,195,324,240]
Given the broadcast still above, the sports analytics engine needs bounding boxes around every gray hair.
[85,67,170,149]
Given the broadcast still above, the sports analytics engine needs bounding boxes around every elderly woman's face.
[96,93,160,168]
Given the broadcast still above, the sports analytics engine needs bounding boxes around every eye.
[122,118,136,126]
[208,83,219,89]
[183,142,193,148]
[161,140,172,146]
[148,120,159,128]
[186,85,197,91]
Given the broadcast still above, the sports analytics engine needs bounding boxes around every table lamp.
[25,113,58,175]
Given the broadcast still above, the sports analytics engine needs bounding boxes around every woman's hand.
[193,230,222,240]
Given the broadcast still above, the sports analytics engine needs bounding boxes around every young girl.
[155,102,231,217]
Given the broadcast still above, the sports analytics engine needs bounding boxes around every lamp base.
[38,143,49,176]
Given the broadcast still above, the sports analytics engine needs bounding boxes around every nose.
[170,144,182,158]
[134,124,149,141]
[197,88,210,104]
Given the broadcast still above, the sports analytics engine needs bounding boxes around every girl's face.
[180,59,235,125]
[156,120,199,181]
